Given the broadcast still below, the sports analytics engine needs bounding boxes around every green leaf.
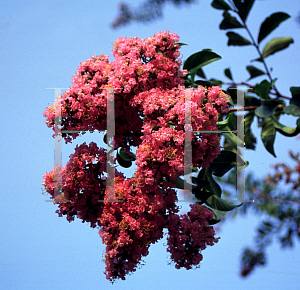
[226,32,252,46]
[194,80,213,87]
[208,78,223,86]
[205,195,243,211]
[206,209,221,225]
[192,166,199,173]
[261,116,276,157]
[251,56,263,63]
[194,190,214,204]
[222,136,239,154]
[245,95,261,107]
[258,12,291,44]
[118,147,136,161]
[209,150,246,177]
[183,50,222,81]
[261,37,294,58]
[226,111,237,130]
[270,114,300,137]
[255,79,271,100]
[270,78,278,89]
[232,0,255,22]
[283,104,300,117]
[177,42,188,46]
[224,68,233,80]
[196,168,222,198]
[217,114,231,130]
[103,133,107,144]
[174,177,198,190]
[227,87,237,104]
[116,155,132,168]
[255,100,282,118]
[290,86,300,98]
[223,128,244,147]
[290,86,300,107]
[244,111,257,150]
[246,65,265,80]
[220,11,243,30]
[196,67,206,79]
[116,148,134,168]
[211,0,232,10]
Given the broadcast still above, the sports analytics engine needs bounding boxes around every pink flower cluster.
[43,31,185,149]
[98,178,178,281]
[43,31,230,282]
[166,204,220,270]
[42,142,126,228]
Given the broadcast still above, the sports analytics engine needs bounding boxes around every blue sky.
[1,0,300,289]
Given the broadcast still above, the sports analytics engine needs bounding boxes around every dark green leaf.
[261,37,294,58]
[290,86,300,107]
[116,147,134,168]
[232,0,255,22]
[255,100,282,118]
[255,79,271,100]
[211,0,232,10]
[117,155,132,168]
[222,136,239,154]
[226,32,252,46]
[227,111,237,130]
[220,11,243,30]
[206,209,221,225]
[246,65,265,80]
[209,150,246,177]
[194,190,214,204]
[258,12,291,44]
[271,114,300,137]
[177,42,188,46]
[194,79,222,88]
[205,195,243,211]
[251,56,263,63]
[183,50,222,81]
[196,168,222,198]
[217,114,231,130]
[245,95,261,107]
[208,78,223,86]
[227,87,237,104]
[103,133,107,144]
[261,116,276,157]
[118,147,136,161]
[244,111,257,150]
[223,129,244,147]
[224,68,233,80]
[193,80,211,87]
[174,177,198,190]
[196,67,206,79]
[290,86,300,98]
[283,104,300,117]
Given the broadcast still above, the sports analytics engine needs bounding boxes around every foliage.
[216,148,300,276]
[111,0,300,278]
[111,0,195,28]
[42,0,300,282]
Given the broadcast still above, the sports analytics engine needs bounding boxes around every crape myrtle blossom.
[42,31,230,282]
[43,30,185,149]
[166,204,220,270]
[42,142,126,228]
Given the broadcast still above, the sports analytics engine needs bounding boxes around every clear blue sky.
[1,0,299,289]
